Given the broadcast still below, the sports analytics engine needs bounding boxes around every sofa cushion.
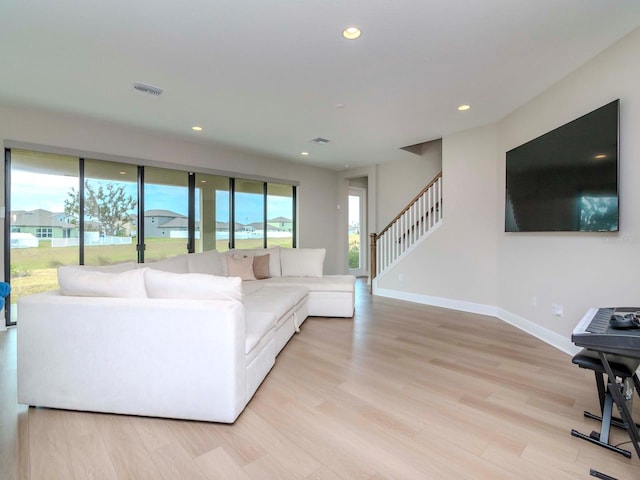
[262,275,355,292]
[186,250,224,276]
[242,281,265,297]
[226,255,256,281]
[280,248,325,278]
[58,266,149,298]
[144,254,188,273]
[244,310,276,355]
[144,269,242,301]
[243,286,308,325]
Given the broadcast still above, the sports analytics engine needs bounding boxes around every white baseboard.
[373,286,579,356]
[374,287,498,317]
[496,308,579,356]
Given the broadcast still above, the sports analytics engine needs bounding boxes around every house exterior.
[144,209,188,238]
[267,216,293,233]
[10,209,78,240]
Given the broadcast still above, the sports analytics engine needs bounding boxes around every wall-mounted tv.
[505,99,619,232]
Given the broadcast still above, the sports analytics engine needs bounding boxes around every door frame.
[348,186,367,277]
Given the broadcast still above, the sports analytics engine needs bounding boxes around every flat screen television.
[505,99,619,232]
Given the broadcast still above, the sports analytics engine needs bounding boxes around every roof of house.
[158,217,201,229]
[248,222,279,231]
[268,217,292,223]
[12,209,77,229]
[144,209,186,218]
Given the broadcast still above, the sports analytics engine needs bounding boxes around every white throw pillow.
[186,250,224,276]
[144,269,242,302]
[280,248,325,278]
[57,266,149,298]
[144,254,188,273]
[226,255,256,281]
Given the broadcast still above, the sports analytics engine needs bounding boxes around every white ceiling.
[1,1,640,170]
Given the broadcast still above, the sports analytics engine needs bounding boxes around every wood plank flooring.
[2,280,640,479]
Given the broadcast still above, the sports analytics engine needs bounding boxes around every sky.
[10,171,293,224]
[348,195,360,225]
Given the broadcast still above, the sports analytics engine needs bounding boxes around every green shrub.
[10,265,31,278]
[349,246,360,269]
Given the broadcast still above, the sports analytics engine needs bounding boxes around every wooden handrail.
[375,171,442,240]
[369,171,442,292]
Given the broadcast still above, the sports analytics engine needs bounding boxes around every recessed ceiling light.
[342,26,361,40]
[201,180,207,183]
[594,154,607,159]
[119,171,127,175]
[336,103,346,109]
[192,126,203,131]
[301,152,310,156]
[458,104,471,111]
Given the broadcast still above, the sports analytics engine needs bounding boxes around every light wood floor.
[2,280,640,479]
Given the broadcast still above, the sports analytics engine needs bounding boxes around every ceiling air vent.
[133,82,163,96]
[311,137,330,144]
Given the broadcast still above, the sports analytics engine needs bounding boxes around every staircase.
[370,172,442,284]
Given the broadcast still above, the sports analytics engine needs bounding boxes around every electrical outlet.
[531,296,537,308]
[552,304,564,317]
[398,273,404,282]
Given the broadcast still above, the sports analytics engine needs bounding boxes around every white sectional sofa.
[17,247,355,423]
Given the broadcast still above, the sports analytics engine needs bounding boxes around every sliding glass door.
[143,167,190,262]
[83,159,138,266]
[7,150,79,324]
[234,179,265,249]
[267,183,295,248]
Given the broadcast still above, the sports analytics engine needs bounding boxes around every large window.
[4,148,297,326]
[267,183,295,248]
[234,179,265,249]
[143,167,190,262]
[7,149,80,325]
[83,159,138,266]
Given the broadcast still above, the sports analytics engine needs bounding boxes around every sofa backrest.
[57,263,242,302]
[57,247,327,297]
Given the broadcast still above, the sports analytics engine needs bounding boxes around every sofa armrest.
[17,292,247,423]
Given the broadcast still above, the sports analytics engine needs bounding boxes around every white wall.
[497,27,640,341]
[337,141,442,280]
[0,104,343,274]
[376,125,498,309]
[375,26,640,354]
[376,140,442,229]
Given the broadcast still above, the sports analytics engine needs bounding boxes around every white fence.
[51,235,133,248]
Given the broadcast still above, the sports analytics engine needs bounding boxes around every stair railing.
[370,172,442,286]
